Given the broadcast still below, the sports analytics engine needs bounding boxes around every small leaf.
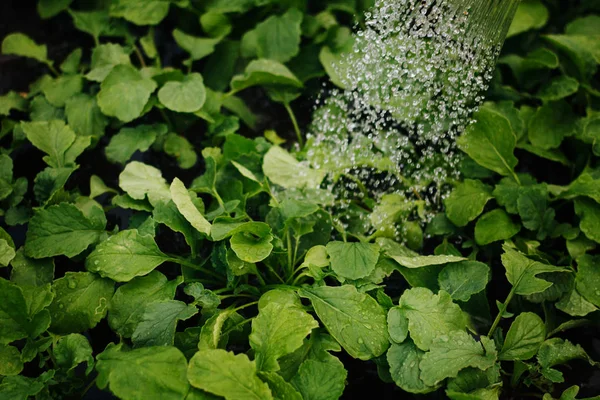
[173,29,221,61]
[65,93,108,138]
[231,60,303,93]
[475,209,521,246]
[54,334,94,374]
[96,343,189,400]
[171,178,211,236]
[2,33,49,64]
[438,261,490,302]
[290,358,347,400]
[536,76,580,101]
[106,124,166,164]
[37,0,73,19]
[499,312,546,360]
[326,241,380,280]
[244,8,303,63]
[574,198,600,243]
[119,161,171,206]
[86,230,172,282]
[110,0,172,26]
[158,73,207,113]
[444,180,493,227]
[528,101,577,149]
[0,344,23,376]
[187,349,273,400]
[387,340,437,394]
[420,331,497,386]
[132,300,198,347]
[507,0,549,38]
[86,43,131,82]
[575,255,600,307]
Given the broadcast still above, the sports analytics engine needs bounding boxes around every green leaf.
[438,261,490,302]
[1,33,50,64]
[537,76,580,101]
[231,60,303,93]
[517,185,552,232]
[173,29,221,61]
[0,92,27,116]
[108,271,181,338]
[250,302,318,371]
[507,0,549,38]
[65,93,108,138]
[96,343,189,400]
[387,340,437,394]
[259,372,302,400]
[0,344,23,376]
[245,8,303,63]
[119,161,171,206]
[230,230,274,263]
[9,249,54,287]
[457,107,518,180]
[574,198,600,243]
[42,75,83,108]
[106,124,166,164]
[556,288,597,317]
[499,312,546,361]
[575,255,600,307]
[171,178,211,236]
[187,349,273,400]
[325,241,380,280]
[54,334,94,374]
[263,146,325,189]
[290,358,347,400]
[153,201,200,255]
[132,300,198,347]
[86,229,172,282]
[420,331,497,386]
[48,272,114,334]
[444,180,493,227]
[25,203,106,259]
[0,239,15,267]
[501,244,570,295]
[0,372,53,400]
[158,73,207,113]
[393,287,469,351]
[299,285,389,360]
[544,34,598,80]
[550,168,600,203]
[86,43,131,82]
[110,0,172,25]
[21,120,77,168]
[97,64,157,123]
[388,252,466,269]
[528,101,576,149]
[475,209,521,246]
[37,0,73,19]
[164,134,198,169]
[537,338,594,373]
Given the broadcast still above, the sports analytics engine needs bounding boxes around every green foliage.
[0,1,599,399]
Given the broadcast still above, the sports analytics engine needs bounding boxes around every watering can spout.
[455,0,521,48]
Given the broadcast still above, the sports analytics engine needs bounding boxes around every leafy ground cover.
[0,0,600,399]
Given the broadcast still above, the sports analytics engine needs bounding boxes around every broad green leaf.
[97,64,157,123]
[9,249,54,287]
[96,343,189,400]
[394,287,469,351]
[231,60,303,93]
[326,241,380,280]
[187,349,273,400]
[259,372,302,400]
[54,334,94,374]
[21,120,76,168]
[173,29,221,61]
[106,124,166,164]
[1,33,50,64]
[444,180,493,227]
[0,344,23,376]
[108,271,181,338]
[25,203,106,259]
[37,0,73,18]
[501,244,570,295]
[574,198,600,243]
[48,272,114,334]
[0,91,27,116]
[86,229,171,282]
[246,8,302,63]
[299,285,389,360]
[171,178,211,236]
[42,74,83,107]
[197,310,240,350]
[0,279,30,344]
[263,146,324,189]
[65,93,108,138]
[0,373,53,400]
[387,341,437,394]
[575,255,600,307]
[507,0,549,38]
[537,338,594,374]
[153,201,200,255]
[110,0,172,25]
[544,34,598,80]
[537,76,580,101]
[528,101,576,149]
[420,331,497,386]
[290,358,347,400]
[556,288,597,317]
[499,313,546,360]
[249,302,318,371]
[388,252,466,269]
[164,133,198,169]
[457,107,518,179]
[438,261,490,302]
[230,230,274,263]
[58,48,80,74]
[119,161,171,206]
[86,43,131,82]
[475,209,521,246]
[29,95,63,121]
[132,300,198,347]
[69,9,114,40]
[0,239,15,267]
[158,73,207,113]
[550,168,600,203]
[517,185,552,234]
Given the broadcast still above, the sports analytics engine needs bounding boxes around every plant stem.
[286,229,294,278]
[292,271,310,286]
[81,376,98,399]
[159,108,174,132]
[133,44,147,68]
[46,62,59,77]
[487,287,516,337]
[172,258,223,280]
[284,102,303,148]
[220,317,254,336]
[233,301,259,313]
